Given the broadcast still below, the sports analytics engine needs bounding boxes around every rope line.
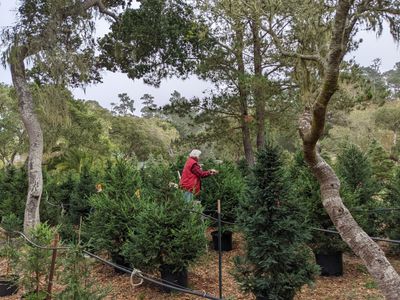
[312,228,400,245]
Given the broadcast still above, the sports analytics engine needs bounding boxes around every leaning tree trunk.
[298,1,400,298]
[10,50,43,234]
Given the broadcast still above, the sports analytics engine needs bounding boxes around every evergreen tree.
[367,139,394,187]
[85,158,141,262]
[384,167,400,254]
[234,144,317,299]
[140,94,157,118]
[0,166,27,225]
[69,164,98,225]
[336,144,381,236]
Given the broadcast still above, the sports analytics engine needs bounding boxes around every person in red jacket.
[179,149,218,202]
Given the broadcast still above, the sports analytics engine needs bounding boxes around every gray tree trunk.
[10,52,43,233]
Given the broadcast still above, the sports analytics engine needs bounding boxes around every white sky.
[1,0,399,112]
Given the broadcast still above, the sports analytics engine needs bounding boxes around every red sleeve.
[191,163,211,178]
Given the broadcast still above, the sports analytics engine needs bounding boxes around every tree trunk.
[10,51,43,234]
[235,23,254,166]
[251,17,266,151]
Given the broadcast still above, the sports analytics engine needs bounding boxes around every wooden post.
[217,199,222,299]
[46,233,59,300]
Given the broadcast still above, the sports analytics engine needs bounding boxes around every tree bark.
[251,16,266,150]
[235,22,254,166]
[10,49,43,233]
[299,1,400,298]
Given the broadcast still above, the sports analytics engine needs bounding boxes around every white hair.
[189,149,202,158]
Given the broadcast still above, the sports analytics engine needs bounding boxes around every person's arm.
[191,163,212,178]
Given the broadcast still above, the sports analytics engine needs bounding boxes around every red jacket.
[179,157,211,195]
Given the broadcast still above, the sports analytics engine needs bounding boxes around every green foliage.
[85,158,141,259]
[336,144,382,236]
[140,155,178,201]
[56,244,108,300]
[0,166,27,226]
[0,214,21,275]
[98,0,210,86]
[17,223,57,296]
[69,164,98,225]
[367,139,394,187]
[234,144,318,299]
[383,167,400,254]
[0,84,26,166]
[288,151,347,254]
[111,93,135,116]
[122,192,207,272]
[110,115,178,161]
[200,160,245,228]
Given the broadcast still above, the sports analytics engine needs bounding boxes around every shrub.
[234,144,318,299]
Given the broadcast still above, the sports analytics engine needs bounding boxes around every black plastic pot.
[0,275,18,297]
[315,251,343,276]
[211,230,233,251]
[255,296,268,300]
[159,264,188,293]
[110,253,131,274]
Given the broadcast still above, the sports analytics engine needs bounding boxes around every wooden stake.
[46,233,59,300]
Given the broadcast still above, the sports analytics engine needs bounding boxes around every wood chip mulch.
[1,231,399,300]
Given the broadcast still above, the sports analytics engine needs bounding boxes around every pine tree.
[69,164,98,224]
[336,144,381,236]
[367,139,394,187]
[140,93,157,118]
[85,158,141,263]
[384,167,400,254]
[234,144,318,300]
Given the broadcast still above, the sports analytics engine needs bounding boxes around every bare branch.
[265,23,324,65]
[81,0,119,21]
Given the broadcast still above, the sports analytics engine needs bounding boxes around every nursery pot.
[315,251,343,276]
[211,230,233,251]
[0,275,18,297]
[110,253,131,274]
[159,264,188,293]
[255,296,268,300]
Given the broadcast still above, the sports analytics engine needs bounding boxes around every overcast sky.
[1,0,399,112]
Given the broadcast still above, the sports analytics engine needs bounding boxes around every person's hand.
[210,169,219,175]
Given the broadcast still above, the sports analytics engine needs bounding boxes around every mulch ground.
[1,231,399,300]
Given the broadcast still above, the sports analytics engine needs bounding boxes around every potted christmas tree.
[85,158,141,272]
[234,144,318,299]
[201,161,245,251]
[122,193,207,291]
